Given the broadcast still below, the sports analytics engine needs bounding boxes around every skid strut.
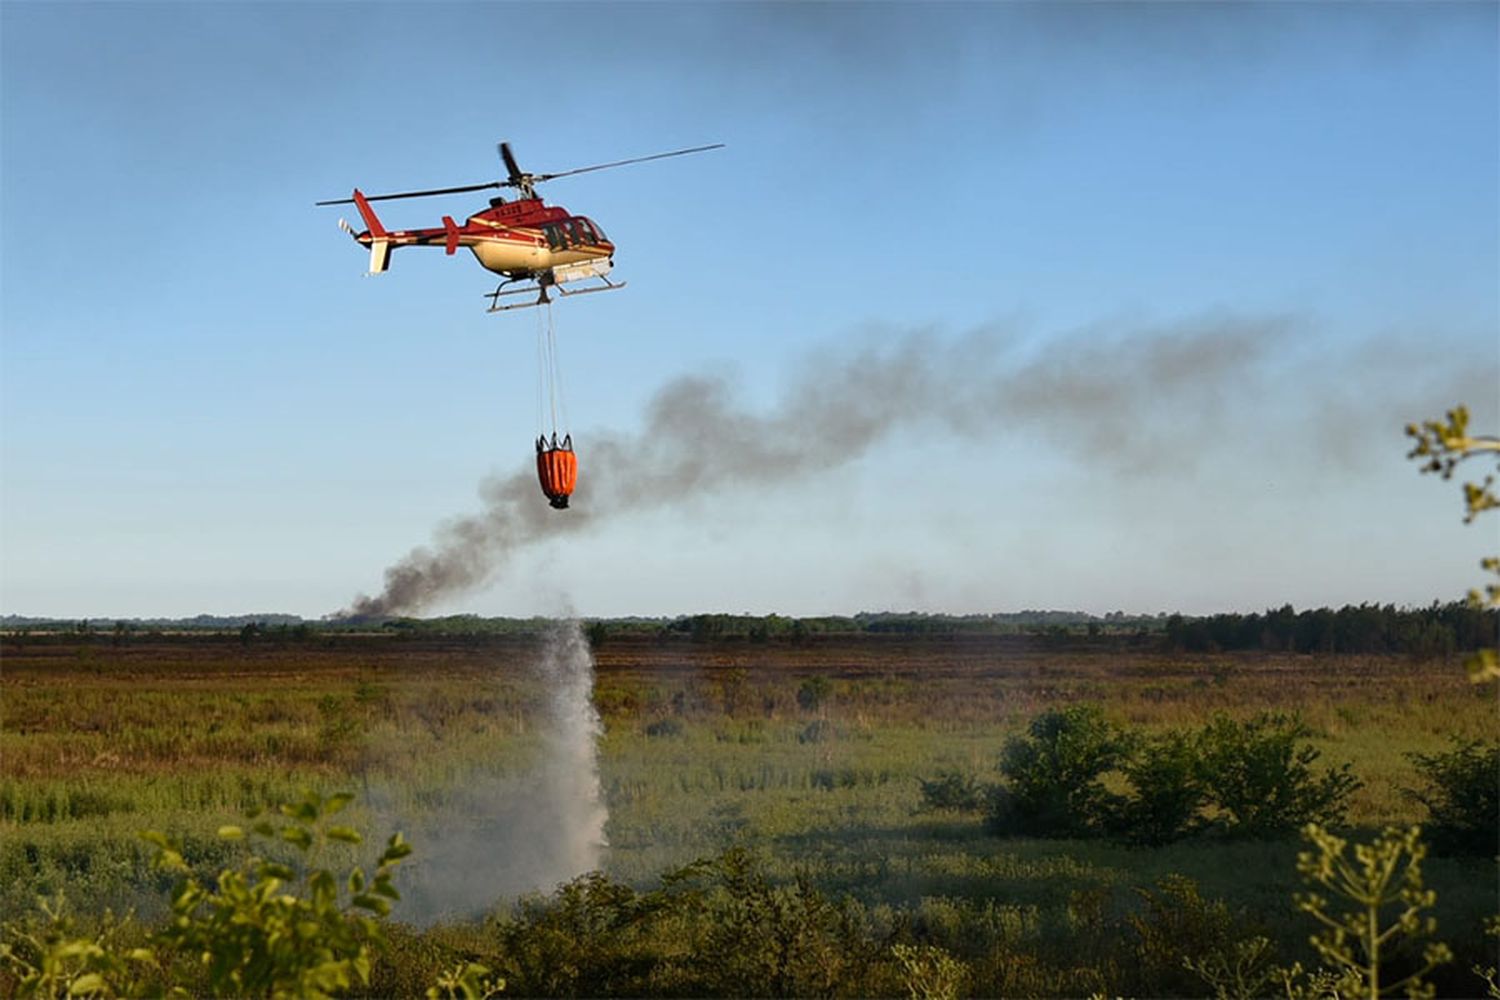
[485,274,626,313]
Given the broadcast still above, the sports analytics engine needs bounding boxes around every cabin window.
[563,219,586,246]
[543,224,565,251]
[584,218,607,243]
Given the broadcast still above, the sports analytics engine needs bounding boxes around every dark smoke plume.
[339,318,1285,617]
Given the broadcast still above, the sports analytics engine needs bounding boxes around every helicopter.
[317,141,723,312]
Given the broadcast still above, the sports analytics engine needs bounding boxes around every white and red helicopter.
[317,141,722,312]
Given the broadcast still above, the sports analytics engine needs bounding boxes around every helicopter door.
[543,223,566,251]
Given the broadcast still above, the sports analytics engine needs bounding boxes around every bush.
[986,706,1132,838]
[687,849,877,997]
[918,772,988,813]
[1126,874,1272,998]
[1193,714,1360,838]
[1110,730,1206,845]
[984,709,1361,844]
[1406,738,1500,856]
[796,676,833,714]
[489,872,663,997]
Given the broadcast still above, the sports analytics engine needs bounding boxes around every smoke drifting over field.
[394,620,607,922]
[341,318,1288,617]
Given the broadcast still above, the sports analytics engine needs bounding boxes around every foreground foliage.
[5,793,1497,999]
[1,791,433,1000]
[1281,825,1451,999]
[146,790,412,999]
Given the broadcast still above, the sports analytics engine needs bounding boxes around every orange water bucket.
[536,434,577,509]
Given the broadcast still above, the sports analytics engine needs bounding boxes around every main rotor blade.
[315,142,725,205]
[315,181,501,206]
[533,143,725,182]
[499,142,524,185]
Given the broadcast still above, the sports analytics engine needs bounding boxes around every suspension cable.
[546,302,570,441]
[534,303,546,439]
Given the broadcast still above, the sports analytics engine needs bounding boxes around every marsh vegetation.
[2,625,1495,996]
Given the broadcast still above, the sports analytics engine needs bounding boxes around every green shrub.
[796,676,833,714]
[986,706,1131,838]
[917,772,988,813]
[1126,874,1270,998]
[1406,737,1500,856]
[687,849,876,998]
[488,872,664,997]
[1193,714,1360,838]
[1110,730,1206,845]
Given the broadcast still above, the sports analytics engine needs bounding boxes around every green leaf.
[217,825,245,840]
[281,826,314,850]
[351,894,392,916]
[380,833,413,864]
[326,826,363,844]
[283,796,319,823]
[70,972,108,995]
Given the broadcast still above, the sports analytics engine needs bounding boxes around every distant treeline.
[5,603,1494,654]
[1164,602,1496,655]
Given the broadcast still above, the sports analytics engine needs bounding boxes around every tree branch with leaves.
[1406,404,1500,681]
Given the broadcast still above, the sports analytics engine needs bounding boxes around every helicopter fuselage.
[346,194,615,282]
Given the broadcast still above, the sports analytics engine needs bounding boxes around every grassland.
[2,629,1494,993]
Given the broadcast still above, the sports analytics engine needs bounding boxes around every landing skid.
[485,274,627,313]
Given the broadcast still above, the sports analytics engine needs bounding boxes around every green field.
[2,629,1495,996]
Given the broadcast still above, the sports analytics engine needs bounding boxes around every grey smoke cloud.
[340,316,1288,618]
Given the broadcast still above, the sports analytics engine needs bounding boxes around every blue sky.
[2,2,1495,619]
